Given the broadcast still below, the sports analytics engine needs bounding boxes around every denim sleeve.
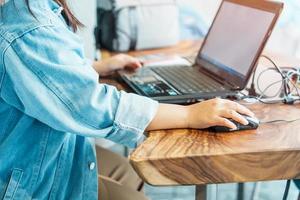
[1,25,158,148]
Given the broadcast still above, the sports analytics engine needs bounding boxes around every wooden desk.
[130,104,300,200]
[130,103,300,182]
[101,41,300,200]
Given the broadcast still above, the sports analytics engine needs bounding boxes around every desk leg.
[196,185,207,200]
[237,183,244,200]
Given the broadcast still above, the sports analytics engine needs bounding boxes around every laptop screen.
[197,0,277,88]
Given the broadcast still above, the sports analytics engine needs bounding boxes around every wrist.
[183,105,192,129]
[92,60,102,74]
[93,60,111,76]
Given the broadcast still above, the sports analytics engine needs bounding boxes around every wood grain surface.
[130,103,300,186]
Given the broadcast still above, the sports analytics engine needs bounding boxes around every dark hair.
[11,0,83,31]
[52,0,83,31]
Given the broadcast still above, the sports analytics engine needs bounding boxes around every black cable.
[256,72,283,99]
[253,65,298,98]
[261,55,291,97]
[248,56,284,99]
[251,182,261,200]
[249,63,259,96]
[246,55,300,104]
[261,118,300,124]
[282,180,291,200]
[287,73,300,98]
[240,78,286,104]
[261,55,286,79]
[241,95,284,105]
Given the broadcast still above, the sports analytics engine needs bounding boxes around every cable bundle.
[243,55,300,104]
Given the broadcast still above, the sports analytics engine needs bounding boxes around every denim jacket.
[0,0,158,199]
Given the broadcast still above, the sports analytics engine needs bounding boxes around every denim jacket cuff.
[112,92,159,148]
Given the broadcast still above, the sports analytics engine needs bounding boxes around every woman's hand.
[186,98,254,130]
[93,54,142,77]
[147,98,255,131]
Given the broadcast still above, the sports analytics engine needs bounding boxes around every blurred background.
[71,0,300,199]
[72,0,300,60]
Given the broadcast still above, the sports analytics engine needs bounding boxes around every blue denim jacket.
[0,0,158,199]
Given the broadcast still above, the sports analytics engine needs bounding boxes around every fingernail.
[230,127,237,131]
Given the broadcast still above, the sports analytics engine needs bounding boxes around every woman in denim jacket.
[0,0,254,199]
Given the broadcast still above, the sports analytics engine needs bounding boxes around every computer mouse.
[208,115,260,132]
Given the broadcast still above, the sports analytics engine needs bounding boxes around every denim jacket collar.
[1,0,60,12]
[0,0,61,24]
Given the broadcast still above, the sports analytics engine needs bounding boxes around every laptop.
[118,0,284,104]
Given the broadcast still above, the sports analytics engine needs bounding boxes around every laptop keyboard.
[152,66,226,94]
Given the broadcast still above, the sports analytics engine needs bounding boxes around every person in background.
[0,0,254,199]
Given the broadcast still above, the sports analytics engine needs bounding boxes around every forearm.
[146,104,189,131]
[146,98,255,132]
